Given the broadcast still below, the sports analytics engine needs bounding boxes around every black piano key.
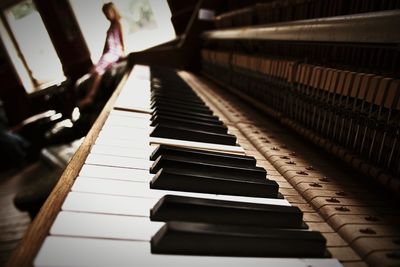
[150,168,279,198]
[151,222,327,257]
[150,125,237,145]
[151,111,223,125]
[151,115,228,134]
[151,95,205,105]
[150,98,208,109]
[150,195,303,228]
[151,102,213,114]
[152,103,214,115]
[152,106,217,119]
[149,122,226,136]
[151,91,200,101]
[150,145,256,167]
[150,155,266,180]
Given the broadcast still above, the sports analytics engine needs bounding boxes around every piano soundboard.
[28,65,344,266]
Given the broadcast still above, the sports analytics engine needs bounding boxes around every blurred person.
[78,2,125,109]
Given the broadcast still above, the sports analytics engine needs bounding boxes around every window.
[69,0,176,63]
[2,0,65,92]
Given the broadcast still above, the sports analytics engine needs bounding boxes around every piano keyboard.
[33,65,342,267]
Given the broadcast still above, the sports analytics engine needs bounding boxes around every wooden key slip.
[302,193,379,205]
[352,237,400,258]
[328,247,363,262]
[294,203,316,213]
[288,176,358,187]
[296,182,369,194]
[256,149,297,161]
[278,188,299,196]
[284,195,309,205]
[302,212,326,223]
[269,157,336,169]
[283,166,353,178]
[274,180,294,189]
[319,205,400,220]
[244,149,266,159]
[311,196,389,210]
[327,214,400,232]
[307,222,336,233]
[254,158,277,167]
[338,224,400,244]
[287,174,361,187]
[277,165,349,177]
[341,262,369,267]
[365,250,400,267]
[323,232,349,247]
[260,173,288,182]
[303,189,380,202]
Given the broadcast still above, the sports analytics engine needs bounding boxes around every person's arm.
[117,21,125,55]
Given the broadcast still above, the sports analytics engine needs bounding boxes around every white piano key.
[104,117,149,129]
[103,117,151,129]
[95,135,153,149]
[72,177,291,206]
[110,109,151,118]
[79,164,152,182]
[62,192,156,216]
[114,74,151,113]
[105,115,150,129]
[107,112,151,121]
[90,144,151,159]
[98,130,151,144]
[100,125,152,139]
[150,137,245,154]
[85,154,151,169]
[51,212,162,241]
[100,127,244,155]
[35,236,343,267]
[100,124,245,155]
[96,132,245,155]
[130,65,150,79]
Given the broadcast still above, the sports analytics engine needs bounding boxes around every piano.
[7,65,344,266]
[7,1,400,267]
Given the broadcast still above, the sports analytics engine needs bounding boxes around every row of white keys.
[79,165,152,182]
[54,108,292,248]
[35,67,342,267]
[105,107,246,155]
[51,212,161,241]
[90,144,152,159]
[96,127,245,154]
[85,153,151,169]
[36,236,342,267]
[72,176,290,205]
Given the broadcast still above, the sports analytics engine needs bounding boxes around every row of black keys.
[149,73,279,198]
[149,74,237,145]
[148,146,327,258]
[145,70,327,258]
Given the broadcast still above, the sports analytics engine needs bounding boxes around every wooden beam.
[203,10,400,44]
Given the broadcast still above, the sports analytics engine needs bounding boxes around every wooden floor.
[0,163,44,266]
[0,139,82,267]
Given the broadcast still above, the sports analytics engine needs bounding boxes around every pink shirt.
[94,23,124,75]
